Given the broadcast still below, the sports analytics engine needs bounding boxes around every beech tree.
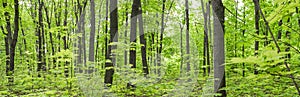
[212,0,226,96]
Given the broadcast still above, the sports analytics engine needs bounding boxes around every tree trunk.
[200,0,208,76]
[253,0,259,75]
[212,0,226,96]
[242,6,246,77]
[44,4,56,69]
[104,0,109,70]
[104,0,118,86]
[207,2,212,74]
[129,0,139,68]
[88,0,96,74]
[180,23,183,74]
[63,0,69,77]
[137,0,149,76]
[124,4,129,66]
[158,0,166,72]
[185,0,190,71]
[3,1,13,83]
[37,0,46,75]
[82,9,87,73]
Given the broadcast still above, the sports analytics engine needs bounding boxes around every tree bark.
[157,0,166,71]
[200,0,209,76]
[104,0,118,86]
[137,0,149,76]
[89,0,95,63]
[185,0,190,72]
[3,1,13,83]
[253,0,259,75]
[88,0,96,74]
[129,0,139,68]
[37,0,46,75]
[124,4,129,66]
[212,0,226,96]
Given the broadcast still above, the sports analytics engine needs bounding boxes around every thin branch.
[1,26,7,35]
[282,24,300,35]
[281,41,300,54]
[224,7,245,22]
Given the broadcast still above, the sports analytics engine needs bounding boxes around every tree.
[37,0,46,76]
[212,0,226,96]
[88,0,96,74]
[158,0,166,72]
[253,0,259,75]
[129,0,139,68]
[3,0,20,84]
[185,0,190,72]
[104,0,118,86]
[137,1,149,76]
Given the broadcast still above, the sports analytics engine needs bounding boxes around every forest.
[0,0,300,96]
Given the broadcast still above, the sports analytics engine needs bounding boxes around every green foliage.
[1,0,300,96]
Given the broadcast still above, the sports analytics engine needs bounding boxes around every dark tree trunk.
[137,0,149,76]
[212,0,226,96]
[44,4,56,68]
[63,0,69,77]
[37,0,46,75]
[157,0,166,71]
[3,1,13,83]
[242,6,246,77]
[104,0,109,70]
[104,0,118,86]
[129,0,139,68]
[185,0,190,71]
[200,0,208,76]
[207,2,212,74]
[277,20,282,40]
[253,0,260,75]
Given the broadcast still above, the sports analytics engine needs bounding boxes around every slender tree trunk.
[96,0,104,69]
[212,0,226,96]
[137,1,149,76]
[179,23,183,74]
[157,0,166,72]
[277,20,282,40]
[82,9,87,73]
[207,2,212,74]
[44,4,56,69]
[104,0,109,70]
[242,6,246,77]
[63,0,69,77]
[3,1,13,83]
[200,0,208,76]
[129,0,139,68]
[104,0,118,86]
[37,0,46,75]
[76,0,87,73]
[88,0,96,74]
[185,0,190,71]
[297,7,300,28]
[124,4,129,66]
[253,0,259,75]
